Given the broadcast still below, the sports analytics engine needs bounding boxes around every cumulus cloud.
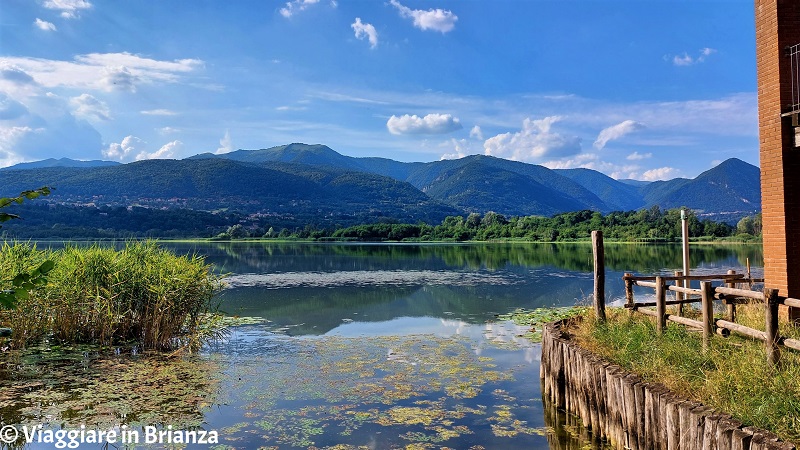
[34,18,57,31]
[641,166,680,181]
[216,129,233,154]
[469,125,483,140]
[136,140,182,161]
[352,18,378,49]
[483,116,581,162]
[626,151,652,161]
[43,0,92,19]
[390,0,458,33]
[671,47,716,66]
[0,53,203,92]
[387,113,462,135]
[280,0,320,18]
[594,120,645,149]
[103,135,145,161]
[70,93,110,121]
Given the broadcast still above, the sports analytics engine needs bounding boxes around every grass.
[568,307,800,444]
[0,241,222,351]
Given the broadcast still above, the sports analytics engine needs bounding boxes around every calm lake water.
[1,242,763,449]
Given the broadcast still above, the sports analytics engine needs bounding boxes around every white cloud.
[141,109,178,116]
[280,0,320,18]
[469,125,483,140]
[670,47,717,67]
[594,120,645,149]
[626,151,652,161]
[483,116,581,162]
[440,137,481,160]
[43,0,92,19]
[216,130,233,154]
[352,18,378,49]
[0,53,203,92]
[157,127,179,135]
[34,18,57,31]
[69,93,110,121]
[276,105,307,111]
[103,135,145,161]
[387,113,462,135]
[641,166,680,181]
[0,65,37,85]
[101,66,138,92]
[136,140,182,161]
[390,0,458,33]
[0,92,29,120]
[0,127,34,167]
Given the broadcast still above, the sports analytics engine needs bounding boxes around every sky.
[0,0,758,180]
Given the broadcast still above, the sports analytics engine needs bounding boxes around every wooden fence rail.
[621,273,800,365]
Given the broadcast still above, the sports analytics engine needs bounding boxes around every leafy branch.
[0,186,54,309]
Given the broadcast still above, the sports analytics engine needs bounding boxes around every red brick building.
[755,0,800,318]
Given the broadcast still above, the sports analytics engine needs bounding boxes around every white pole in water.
[681,209,690,289]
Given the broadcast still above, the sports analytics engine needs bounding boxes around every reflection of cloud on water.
[320,316,536,362]
[224,270,521,289]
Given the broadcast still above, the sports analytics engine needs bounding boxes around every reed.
[0,241,222,350]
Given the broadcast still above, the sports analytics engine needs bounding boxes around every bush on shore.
[0,241,221,350]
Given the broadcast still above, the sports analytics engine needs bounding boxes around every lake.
[0,242,763,449]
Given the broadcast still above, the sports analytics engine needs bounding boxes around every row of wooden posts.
[590,230,800,366]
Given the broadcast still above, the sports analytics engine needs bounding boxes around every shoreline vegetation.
[567,308,800,444]
[205,208,763,243]
[0,241,222,351]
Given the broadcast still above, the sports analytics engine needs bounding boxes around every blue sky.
[1,0,757,180]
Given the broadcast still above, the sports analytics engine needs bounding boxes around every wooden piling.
[726,269,737,322]
[656,276,666,334]
[674,270,684,316]
[765,287,780,366]
[701,280,714,352]
[625,272,634,316]
[592,230,606,322]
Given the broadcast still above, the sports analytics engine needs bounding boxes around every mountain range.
[0,143,761,229]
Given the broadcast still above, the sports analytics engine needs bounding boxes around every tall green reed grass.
[0,241,221,350]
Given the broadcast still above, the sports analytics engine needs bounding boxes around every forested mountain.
[0,144,761,238]
[0,158,120,170]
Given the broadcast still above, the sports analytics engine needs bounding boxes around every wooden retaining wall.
[540,319,797,450]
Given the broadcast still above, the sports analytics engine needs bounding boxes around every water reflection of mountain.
[164,242,763,276]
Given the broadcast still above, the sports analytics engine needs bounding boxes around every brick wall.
[756,0,800,317]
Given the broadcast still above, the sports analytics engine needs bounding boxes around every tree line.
[215,207,763,242]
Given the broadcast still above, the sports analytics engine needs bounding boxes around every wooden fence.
[621,271,800,365]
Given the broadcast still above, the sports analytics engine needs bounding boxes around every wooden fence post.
[701,281,714,353]
[624,272,634,316]
[674,271,684,317]
[726,270,737,322]
[765,287,780,366]
[656,276,666,335]
[592,230,606,322]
